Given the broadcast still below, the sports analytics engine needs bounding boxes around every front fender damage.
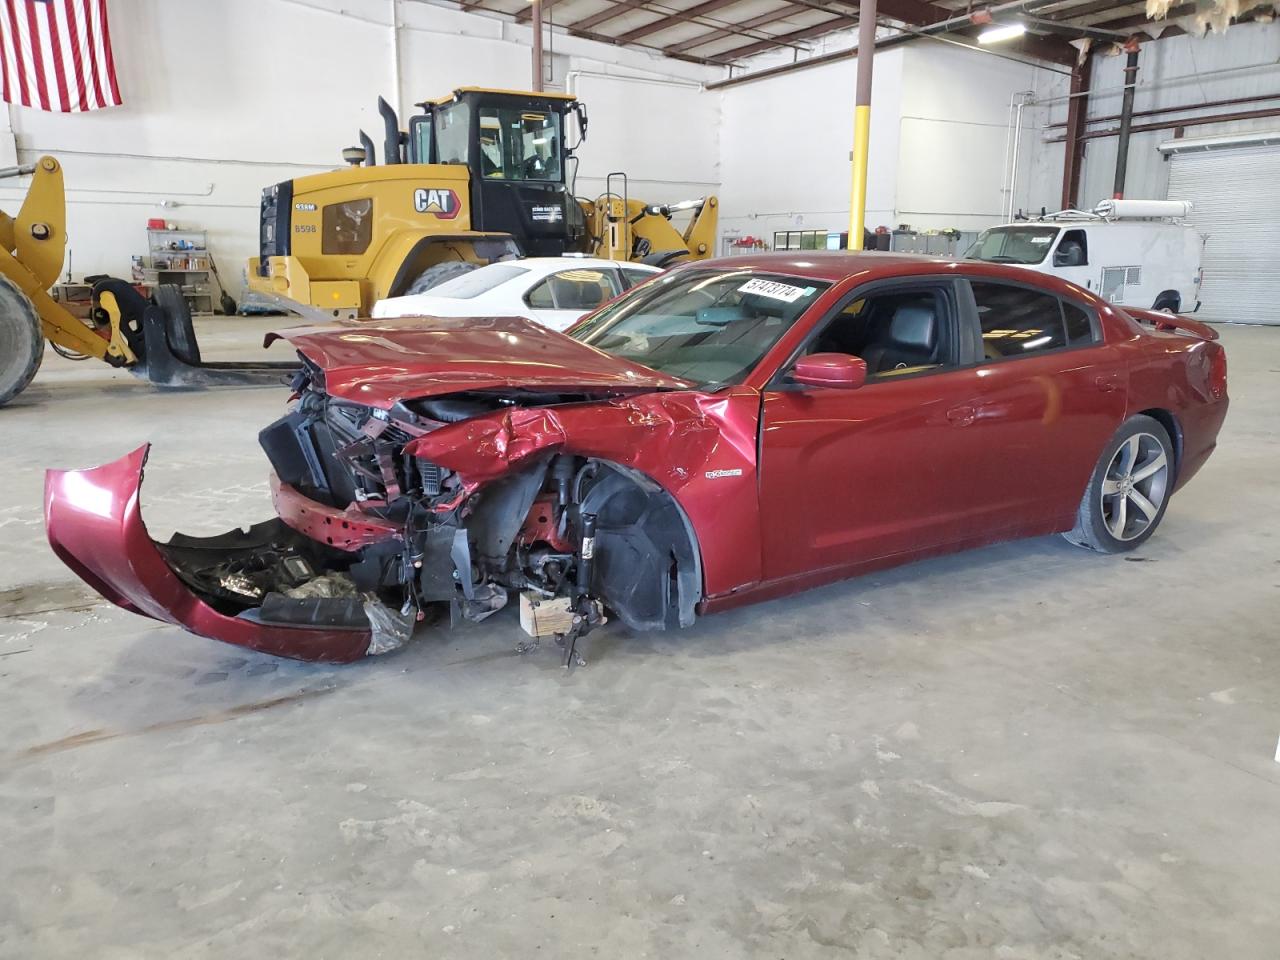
[405,393,723,632]
[403,393,724,490]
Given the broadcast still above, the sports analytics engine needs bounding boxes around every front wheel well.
[577,460,704,631]
[1133,408,1181,479]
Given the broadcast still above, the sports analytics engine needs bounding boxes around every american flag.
[0,0,121,112]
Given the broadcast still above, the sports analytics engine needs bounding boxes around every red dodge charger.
[45,254,1228,663]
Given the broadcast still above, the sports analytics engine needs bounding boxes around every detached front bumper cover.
[44,445,373,663]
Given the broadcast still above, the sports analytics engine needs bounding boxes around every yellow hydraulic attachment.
[0,156,295,407]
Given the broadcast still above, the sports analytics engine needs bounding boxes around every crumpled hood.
[267,315,691,408]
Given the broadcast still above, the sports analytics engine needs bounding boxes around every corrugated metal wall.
[1167,144,1280,324]
[1074,20,1280,207]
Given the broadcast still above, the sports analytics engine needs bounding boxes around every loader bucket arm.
[12,156,66,290]
[626,195,720,264]
[681,195,718,260]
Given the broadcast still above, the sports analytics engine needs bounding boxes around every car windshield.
[964,226,1060,264]
[570,269,829,388]
[429,264,529,299]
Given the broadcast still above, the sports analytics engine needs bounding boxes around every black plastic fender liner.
[578,462,702,631]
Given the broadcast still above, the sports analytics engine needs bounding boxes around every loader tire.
[405,261,477,296]
[153,284,201,366]
[0,274,44,407]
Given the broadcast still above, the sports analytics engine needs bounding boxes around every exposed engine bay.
[158,355,702,663]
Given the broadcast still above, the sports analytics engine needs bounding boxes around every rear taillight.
[1209,345,1227,400]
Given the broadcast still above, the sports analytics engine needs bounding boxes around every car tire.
[0,274,45,407]
[1151,291,1180,313]
[405,261,477,296]
[1063,414,1175,554]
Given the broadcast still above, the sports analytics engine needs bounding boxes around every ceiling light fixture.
[978,22,1027,44]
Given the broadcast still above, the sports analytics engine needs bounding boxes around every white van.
[964,200,1204,313]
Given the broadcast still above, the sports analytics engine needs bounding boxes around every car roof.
[672,250,1116,296]
[679,251,958,283]
[469,258,661,281]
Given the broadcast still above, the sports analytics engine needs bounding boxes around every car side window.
[1062,300,1098,344]
[525,269,615,311]
[804,286,957,381]
[971,281,1071,359]
[1054,228,1088,267]
[526,278,555,309]
[619,267,654,290]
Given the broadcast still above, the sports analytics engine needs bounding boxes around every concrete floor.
[1,318,1277,959]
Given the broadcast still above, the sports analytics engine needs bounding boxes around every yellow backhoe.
[247,88,718,320]
[0,156,293,406]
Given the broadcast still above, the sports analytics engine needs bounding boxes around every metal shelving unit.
[144,227,213,315]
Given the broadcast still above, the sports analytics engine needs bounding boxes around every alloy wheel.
[1100,432,1170,541]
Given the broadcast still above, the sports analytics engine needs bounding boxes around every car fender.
[403,388,764,599]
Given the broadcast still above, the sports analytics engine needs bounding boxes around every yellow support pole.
[848,105,871,251]
[847,0,877,251]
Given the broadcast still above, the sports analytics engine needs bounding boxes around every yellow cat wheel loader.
[0,156,295,407]
[247,87,718,320]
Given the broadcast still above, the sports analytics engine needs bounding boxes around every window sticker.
[738,278,810,303]
[1029,236,1053,244]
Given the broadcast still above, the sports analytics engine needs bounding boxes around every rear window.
[430,264,528,299]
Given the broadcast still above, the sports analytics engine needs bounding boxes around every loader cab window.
[433,103,470,165]
[408,114,433,164]
[477,106,562,182]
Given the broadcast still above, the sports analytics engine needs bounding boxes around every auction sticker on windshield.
[738,278,812,303]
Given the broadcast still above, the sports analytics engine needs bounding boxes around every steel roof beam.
[612,0,750,44]
[664,5,808,54]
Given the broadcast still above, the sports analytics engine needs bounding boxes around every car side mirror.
[791,353,867,390]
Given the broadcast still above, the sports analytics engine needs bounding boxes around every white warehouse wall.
[716,41,1068,250]
[717,48,906,252]
[0,0,721,294]
[897,44,1067,230]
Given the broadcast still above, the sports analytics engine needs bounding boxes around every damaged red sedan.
[45,254,1228,663]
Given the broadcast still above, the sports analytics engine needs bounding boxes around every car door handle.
[946,405,976,426]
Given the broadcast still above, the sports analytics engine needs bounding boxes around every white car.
[372,258,661,332]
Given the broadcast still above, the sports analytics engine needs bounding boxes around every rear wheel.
[1064,415,1174,553]
[0,275,45,407]
[1152,291,1180,313]
[405,261,477,296]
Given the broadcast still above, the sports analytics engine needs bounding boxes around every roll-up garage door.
[1168,143,1280,325]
